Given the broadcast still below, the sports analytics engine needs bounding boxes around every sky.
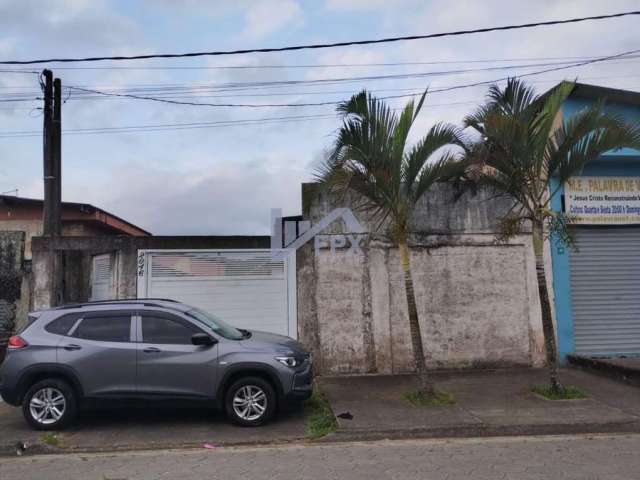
[0,0,639,235]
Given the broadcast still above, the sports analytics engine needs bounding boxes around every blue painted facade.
[549,90,640,362]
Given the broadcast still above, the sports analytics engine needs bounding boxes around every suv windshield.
[185,308,244,340]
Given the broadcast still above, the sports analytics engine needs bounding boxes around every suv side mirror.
[191,333,217,346]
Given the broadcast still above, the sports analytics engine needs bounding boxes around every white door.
[90,254,114,301]
[136,250,297,338]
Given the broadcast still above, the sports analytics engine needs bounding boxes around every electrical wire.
[0,11,638,65]
[1,55,638,102]
[1,53,639,71]
[59,49,640,108]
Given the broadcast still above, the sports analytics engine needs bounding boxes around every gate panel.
[137,250,296,338]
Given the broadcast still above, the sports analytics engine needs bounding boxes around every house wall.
[298,183,547,374]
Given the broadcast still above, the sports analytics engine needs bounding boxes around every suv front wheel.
[225,377,276,426]
[22,379,77,430]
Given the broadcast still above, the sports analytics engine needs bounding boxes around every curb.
[315,421,640,443]
[4,422,640,458]
[568,355,640,387]
[0,436,309,458]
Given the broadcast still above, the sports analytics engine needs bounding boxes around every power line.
[1,53,639,71]
[0,113,341,138]
[1,55,637,101]
[60,49,640,108]
[1,11,638,65]
[0,100,484,138]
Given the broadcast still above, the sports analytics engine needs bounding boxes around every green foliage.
[532,385,587,400]
[316,89,465,241]
[462,78,640,248]
[41,432,62,447]
[304,391,337,439]
[548,212,578,251]
[404,390,455,407]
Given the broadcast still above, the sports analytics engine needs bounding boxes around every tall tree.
[462,79,640,392]
[317,90,464,393]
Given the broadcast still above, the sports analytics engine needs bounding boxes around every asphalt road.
[2,434,640,480]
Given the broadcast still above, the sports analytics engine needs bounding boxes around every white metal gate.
[570,227,640,356]
[136,249,297,338]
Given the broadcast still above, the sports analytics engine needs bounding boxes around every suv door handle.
[143,347,161,353]
[63,344,82,351]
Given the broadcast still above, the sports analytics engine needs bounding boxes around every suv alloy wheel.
[225,377,276,426]
[22,379,78,430]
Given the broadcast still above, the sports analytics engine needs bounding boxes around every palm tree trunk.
[532,218,562,393]
[399,241,433,394]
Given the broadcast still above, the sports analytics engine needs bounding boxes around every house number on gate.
[137,253,145,277]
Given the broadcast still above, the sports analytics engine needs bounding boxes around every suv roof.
[42,298,191,314]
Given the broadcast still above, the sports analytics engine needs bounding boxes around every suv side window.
[45,313,82,336]
[141,314,200,345]
[73,315,132,342]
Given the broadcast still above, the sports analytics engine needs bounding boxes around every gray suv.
[0,299,313,430]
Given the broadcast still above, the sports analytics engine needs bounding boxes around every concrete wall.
[298,183,547,374]
[0,232,25,344]
[31,236,271,310]
[0,220,120,329]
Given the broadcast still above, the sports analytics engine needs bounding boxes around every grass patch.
[531,385,588,400]
[304,390,337,439]
[41,432,62,447]
[404,390,455,407]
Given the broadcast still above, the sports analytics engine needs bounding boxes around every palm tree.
[317,90,465,393]
[462,79,640,393]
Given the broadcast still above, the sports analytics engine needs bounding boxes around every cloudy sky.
[0,0,638,235]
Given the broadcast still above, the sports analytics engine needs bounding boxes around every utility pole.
[42,69,54,236]
[41,69,63,306]
[52,77,62,236]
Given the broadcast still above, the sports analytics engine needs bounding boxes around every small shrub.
[41,432,62,447]
[532,385,587,400]
[304,391,337,439]
[404,390,455,407]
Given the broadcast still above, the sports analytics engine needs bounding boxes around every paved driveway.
[0,401,306,455]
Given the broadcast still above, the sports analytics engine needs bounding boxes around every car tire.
[225,377,276,427]
[22,379,77,431]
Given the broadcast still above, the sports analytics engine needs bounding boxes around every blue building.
[549,83,640,362]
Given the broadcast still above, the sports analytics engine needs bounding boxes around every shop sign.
[565,176,640,224]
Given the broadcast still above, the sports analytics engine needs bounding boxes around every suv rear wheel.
[22,379,77,431]
[225,377,276,426]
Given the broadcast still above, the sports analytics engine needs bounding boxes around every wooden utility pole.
[42,69,54,236]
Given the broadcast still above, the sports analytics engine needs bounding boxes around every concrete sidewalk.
[0,402,306,457]
[319,368,640,441]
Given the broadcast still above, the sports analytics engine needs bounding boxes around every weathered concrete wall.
[31,235,271,309]
[0,220,113,327]
[304,182,518,235]
[299,183,547,374]
[0,232,24,340]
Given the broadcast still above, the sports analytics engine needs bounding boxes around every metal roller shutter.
[570,227,640,356]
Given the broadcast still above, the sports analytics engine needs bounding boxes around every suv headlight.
[275,356,299,368]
